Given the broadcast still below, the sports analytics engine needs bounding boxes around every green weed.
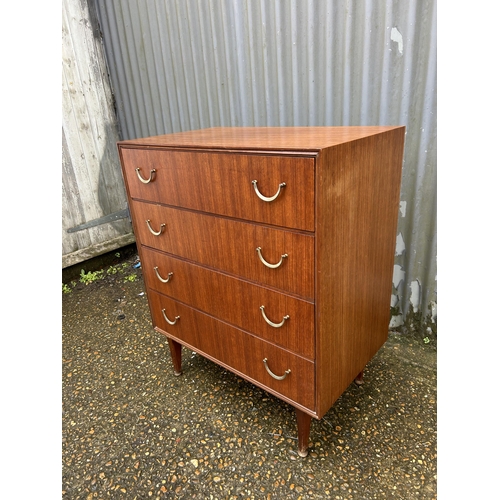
[107,265,119,275]
[79,269,104,285]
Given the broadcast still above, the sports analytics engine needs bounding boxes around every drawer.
[131,201,315,299]
[148,290,316,411]
[120,148,315,231]
[141,247,315,359]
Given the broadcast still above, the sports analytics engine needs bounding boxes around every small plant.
[123,273,137,282]
[62,283,72,294]
[79,269,104,285]
[423,336,430,344]
[115,252,121,258]
[107,265,119,275]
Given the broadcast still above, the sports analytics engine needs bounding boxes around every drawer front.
[148,290,315,411]
[132,201,315,299]
[141,247,315,359]
[120,148,315,231]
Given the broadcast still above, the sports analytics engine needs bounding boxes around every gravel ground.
[62,251,437,499]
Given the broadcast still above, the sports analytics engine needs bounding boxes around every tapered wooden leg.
[167,338,183,376]
[354,369,364,386]
[296,408,312,457]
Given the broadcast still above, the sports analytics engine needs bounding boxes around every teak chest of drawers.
[118,126,405,457]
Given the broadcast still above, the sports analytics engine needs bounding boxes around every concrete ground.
[62,249,437,499]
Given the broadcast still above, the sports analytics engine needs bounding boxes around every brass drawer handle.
[161,308,180,325]
[252,179,286,202]
[256,247,288,269]
[146,219,165,236]
[263,358,291,381]
[260,305,289,328]
[135,167,156,183]
[154,267,173,283]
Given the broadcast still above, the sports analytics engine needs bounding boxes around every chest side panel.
[315,128,405,418]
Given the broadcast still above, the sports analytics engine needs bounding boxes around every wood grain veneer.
[121,149,315,231]
[148,290,315,410]
[129,200,315,299]
[314,128,405,418]
[140,247,314,359]
[118,126,405,457]
[119,126,402,151]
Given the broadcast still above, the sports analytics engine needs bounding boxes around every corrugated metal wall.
[62,0,134,268]
[94,0,436,325]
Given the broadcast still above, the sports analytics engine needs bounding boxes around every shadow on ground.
[62,251,436,499]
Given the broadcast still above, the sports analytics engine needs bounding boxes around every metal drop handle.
[260,305,289,328]
[256,247,288,269]
[252,180,286,202]
[135,167,156,183]
[154,267,173,283]
[146,219,165,236]
[161,308,180,325]
[263,358,291,380]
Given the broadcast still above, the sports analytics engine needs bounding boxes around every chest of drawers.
[118,126,405,457]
